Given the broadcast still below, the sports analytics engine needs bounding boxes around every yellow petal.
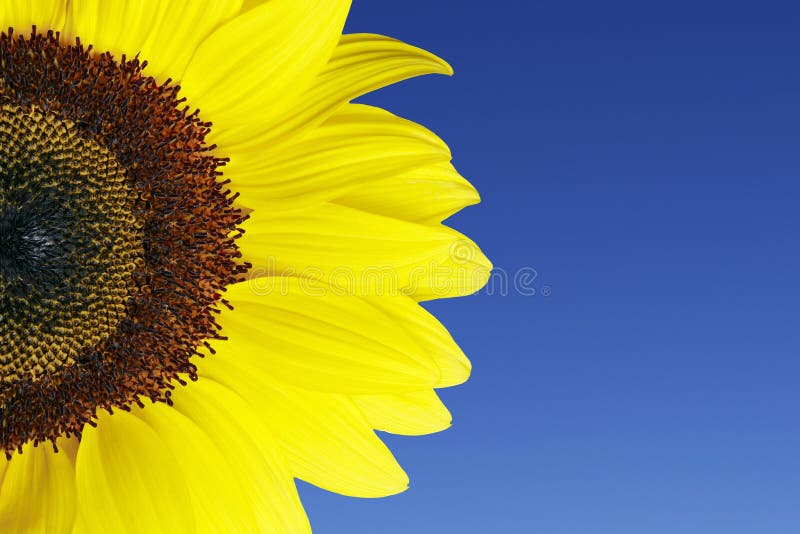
[0,0,66,33]
[334,161,480,224]
[378,300,474,388]
[214,32,452,150]
[240,202,492,300]
[228,104,450,213]
[71,513,89,534]
[0,439,77,533]
[75,409,195,534]
[140,0,243,81]
[66,1,161,59]
[197,359,409,498]
[67,0,240,82]
[134,402,260,532]
[272,385,409,498]
[172,379,311,533]
[211,279,442,393]
[181,0,351,133]
[355,390,453,436]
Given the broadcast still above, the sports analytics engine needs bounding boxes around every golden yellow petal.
[197,358,409,498]
[334,161,480,224]
[134,402,261,532]
[355,390,453,436]
[0,439,77,533]
[75,409,194,533]
[211,279,442,393]
[66,0,161,60]
[181,0,351,133]
[0,0,66,34]
[172,379,311,533]
[378,298,474,388]
[140,0,243,81]
[67,0,240,82]
[213,32,452,150]
[241,202,491,300]
[228,104,450,213]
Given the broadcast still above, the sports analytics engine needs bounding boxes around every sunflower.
[0,1,490,532]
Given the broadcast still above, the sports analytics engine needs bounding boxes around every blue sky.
[300,2,800,532]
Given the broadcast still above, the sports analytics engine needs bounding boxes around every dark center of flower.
[0,28,249,455]
[0,105,142,388]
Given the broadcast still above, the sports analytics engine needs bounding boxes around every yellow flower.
[0,1,490,532]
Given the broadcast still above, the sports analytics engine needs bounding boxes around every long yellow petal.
[272,385,409,498]
[211,279,442,393]
[140,0,243,81]
[334,161,480,224]
[75,409,195,534]
[66,1,161,59]
[213,33,452,150]
[378,298,474,388]
[172,379,311,533]
[355,390,453,436]
[197,359,409,498]
[211,279,471,389]
[229,104,450,213]
[181,0,351,133]
[67,0,240,82]
[134,402,260,533]
[0,0,66,33]
[240,202,491,300]
[0,439,77,533]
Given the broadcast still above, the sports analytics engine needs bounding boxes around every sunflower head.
[0,2,490,532]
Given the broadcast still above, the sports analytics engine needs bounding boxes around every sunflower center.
[0,203,68,288]
[0,105,143,387]
[0,29,248,454]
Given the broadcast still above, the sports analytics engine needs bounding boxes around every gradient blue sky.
[300,2,800,532]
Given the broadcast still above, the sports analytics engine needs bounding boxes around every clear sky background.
[299,2,800,532]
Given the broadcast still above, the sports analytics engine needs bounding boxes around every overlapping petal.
[240,202,491,300]
[134,402,260,532]
[181,0,351,133]
[198,357,409,498]
[228,104,450,212]
[378,296,473,387]
[0,438,77,533]
[0,0,65,34]
[354,390,453,436]
[212,279,448,393]
[67,0,240,81]
[75,410,194,533]
[213,33,453,149]
[334,161,480,224]
[172,379,311,533]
